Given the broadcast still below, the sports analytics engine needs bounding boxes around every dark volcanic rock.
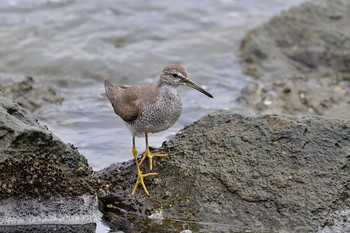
[0,224,96,233]
[239,0,350,118]
[1,76,63,112]
[240,0,350,79]
[0,91,96,199]
[98,110,350,232]
[0,91,98,224]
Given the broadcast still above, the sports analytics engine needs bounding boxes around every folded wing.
[104,79,139,122]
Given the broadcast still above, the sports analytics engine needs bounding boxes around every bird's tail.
[104,79,118,103]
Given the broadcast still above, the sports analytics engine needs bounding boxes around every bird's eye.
[172,73,179,78]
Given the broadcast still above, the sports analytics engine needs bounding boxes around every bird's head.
[159,64,213,98]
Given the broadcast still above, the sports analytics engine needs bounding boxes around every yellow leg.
[139,133,168,171]
[131,136,157,195]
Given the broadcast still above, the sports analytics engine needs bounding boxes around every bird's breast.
[131,89,182,135]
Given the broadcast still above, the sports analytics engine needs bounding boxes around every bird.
[104,64,213,195]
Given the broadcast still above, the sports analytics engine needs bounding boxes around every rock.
[239,0,350,118]
[0,91,99,225]
[1,76,63,112]
[0,224,96,233]
[97,110,350,232]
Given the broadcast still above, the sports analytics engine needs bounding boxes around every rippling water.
[0,0,306,231]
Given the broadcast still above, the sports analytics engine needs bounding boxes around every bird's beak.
[183,79,213,98]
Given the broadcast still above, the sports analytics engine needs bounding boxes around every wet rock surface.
[97,110,350,232]
[0,223,96,233]
[239,0,350,118]
[0,91,99,225]
[0,91,97,199]
[0,76,63,113]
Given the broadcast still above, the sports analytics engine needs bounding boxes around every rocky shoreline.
[97,0,350,231]
[1,0,350,232]
[0,91,99,226]
[97,111,350,232]
[239,0,350,119]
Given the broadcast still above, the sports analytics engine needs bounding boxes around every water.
[0,0,307,231]
[0,195,99,226]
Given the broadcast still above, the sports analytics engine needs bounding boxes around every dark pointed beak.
[183,79,213,98]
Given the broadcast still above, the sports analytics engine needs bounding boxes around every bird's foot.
[132,169,157,195]
[139,150,168,171]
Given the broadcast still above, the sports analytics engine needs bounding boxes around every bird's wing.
[104,79,139,122]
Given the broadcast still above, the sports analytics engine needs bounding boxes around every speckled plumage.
[104,84,182,136]
[105,64,212,137]
[104,64,213,195]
